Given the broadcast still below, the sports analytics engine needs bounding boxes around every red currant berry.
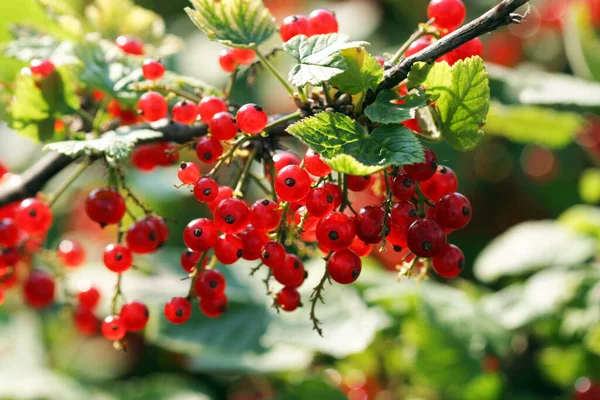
[404,36,433,58]
[0,218,19,247]
[209,112,238,141]
[308,9,339,35]
[347,175,372,192]
[15,198,52,235]
[404,147,438,181]
[434,192,471,229]
[120,300,149,332]
[23,271,55,309]
[196,136,223,164]
[238,225,268,261]
[178,162,201,185]
[74,306,100,336]
[280,15,310,42]
[428,0,467,31]
[195,269,226,299]
[101,315,127,341]
[231,48,255,65]
[183,218,219,252]
[316,212,356,251]
[390,201,418,229]
[251,199,282,232]
[164,297,192,324]
[207,186,234,212]
[199,294,228,318]
[276,287,301,312]
[294,206,320,231]
[261,241,286,269]
[198,96,227,123]
[0,247,20,268]
[432,244,464,278]
[103,243,133,273]
[391,174,416,201]
[77,284,100,310]
[304,149,332,177]
[236,103,268,134]
[219,49,237,72]
[355,206,385,244]
[85,188,126,227]
[349,237,373,257]
[194,177,219,202]
[320,182,342,208]
[116,35,144,55]
[451,38,483,64]
[274,152,301,172]
[274,254,306,288]
[407,218,447,257]
[214,198,251,234]
[30,59,55,77]
[180,249,201,273]
[142,59,165,81]
[275,165,311,202]
[148,215,169,245]
[214,234,243,265]
[305,188,335,218]
[388,222,408,247]
[172,100,198,124]
[420,165,458,202]
[131,144,159,172]
[57,239,86,268]
[137,91,168,122]
[327,249,362,284]
[126,218,160,254]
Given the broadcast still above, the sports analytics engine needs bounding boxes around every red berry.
[156,142,180,166]
[23,271,55,309]
[198,96,227,123]
[214,198,251,234]
[77,284,100,310]
[0,247,20,268]
[103,244,133,273]
[85,188,126,226]
[116,35,144,55]
[316,212,356,251]
[428,0,467,31]
[432,244,464,278]
[305,188,335,218]
[308,9,339,35]
[132,144,159,172]
[276,287,301,312]
[404,148,438,181]
[450,38,483,64]
[74,306,100,336]
[390,201,418,229]
[15,198,52,235]
[101,315,127,341]
[30,59,55,77]
[120,300,149,332]
[137,91,168,122]
[321,182,342,208]
[219,49,237,72]
[57,239,86,268]
[347,175,372,192]
[238,225,268,261]
[304,149,332,177]
[294,206,320,231]
[164,297,192,324]
[172,100,198,124]
[199,294,228,318]
[349,237,373,257]
[207,186,234,212]
[261,241,286,269]
[355,206,385,244]
[404,37,433,58]
[214,234,243,264]
[180,249,201,273]
[407,218,447,257]
[273,151,301,172]
[575,378,600,400]
[231,48,255,65]
[196,136,223,164]
[194,177,219,202]
[126,218,160,254]
[280,15,310,42]
[251,199,282,232]
[434,192,471,229]
[375,56,385,67]
[0,218,19,247]
[209,112,238,141]
[142,59,165,81]
[195,269,226,299]
[420,165,458,202]
[236,103,268,134]
[275,165,311,202]
[391,174,416,201]
[183,218,219,252]
[178,162,201,185]
[327,249,362,284]
[274,254,306,288]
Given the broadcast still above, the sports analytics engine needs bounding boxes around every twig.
[309,263,331,337]
[46,158,90,207]
[380,169,392,251]
[253,45,297,99]
[389,19,437,64]
[233,147,258,198]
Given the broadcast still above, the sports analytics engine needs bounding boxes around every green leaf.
[474,221,596,283]
[44,128,162,160]
[328,47,383,95]
[185,0,276,48]
[579,169,600,204]
[485,101,585,149]
[3,27,77,65]
[538,346,586,387]
[585,324,600,356]
[563,4,600,83]
[364,88,427,124]
[277,379,347,400]
[283,34,368,87]
[408,57,490,151]
[286,112,424,175]
[559,205,600,250]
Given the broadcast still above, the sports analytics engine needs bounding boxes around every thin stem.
[309,263,331,337]
[266,157,278,200]
[93,97,109,134]
[390,20,435,64]
[253,45,296,99]
[234,147,258,198]
[355,90,367,115]
[208,137,248,178]
[111,273,123,315]
[224,68,239,98]
[117,169,153,215]
[264,110,302,131]
[249,173,271,195]
[133,83,201,103]
[75,109,95,125]
[187,252,208,300]
[380,169,392,251]
[323,83,335,106]
[47,158,90,207]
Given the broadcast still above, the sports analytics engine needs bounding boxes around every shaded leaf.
[277,379,347,400]
[328,47,383,95]
[364,88,427,124]
[563,4,600,83]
